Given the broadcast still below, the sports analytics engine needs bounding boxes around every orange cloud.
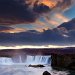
[47,19,59,26]
[41,0,57,8]
[34,13,69,29]
[55,13,69,22]
[35,20,46,26]
[35,27,49,32]
[44,17,59,27]
[0,28,27,33]
[49,20,59,26]
[25,0,57,8]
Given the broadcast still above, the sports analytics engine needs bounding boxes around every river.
[0,55,74,75]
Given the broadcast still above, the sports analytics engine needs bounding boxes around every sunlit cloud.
[49,20,59,26]
[45,13,70,28]
[25,0,57,8]
[35,20,46,26]
[55,13,69,22]
[38,13,69,29]
[0,45,72,50]
[41,0,57,8]
[44,17,59,26]
[35,27,49,32]
[62,34,69,38]
[0,28,27,33]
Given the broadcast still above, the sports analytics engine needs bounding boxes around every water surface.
[0,55,74,75]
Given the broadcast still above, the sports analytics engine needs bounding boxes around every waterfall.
[0,55,51,65]
[19,55,22,63]
[0,57,13,65]
[25,55,51,65]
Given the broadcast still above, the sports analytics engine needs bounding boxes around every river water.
[0,55,74,75]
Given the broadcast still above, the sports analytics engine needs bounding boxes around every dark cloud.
[0,25,26,33]
[0,29,68,46]
[33,3,50,13]
[0,26,13,31]
[57,18,75,31]
[0,0,73,25]
[0,0,37,24]
[0,0,51,25]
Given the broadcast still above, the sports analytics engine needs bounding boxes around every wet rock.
[28,64,45,68]
[43,71,51,75]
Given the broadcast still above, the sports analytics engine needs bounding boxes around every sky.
[0,0,75,48]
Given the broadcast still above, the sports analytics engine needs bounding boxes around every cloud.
[54,18,75,38]
[55,13,69,22]
[48,20,59,26]
[44,17,59,26]
[0,25,26,33]
[0,0,37,24]
[57,0,72,10]
[57,18,75,31]
[0,26,13,31]
[39,13,69,28]
[0,28,26,33]
[0,0,72,25]
[0,18,75,46]
[33,3,50,13]
[0,28,70,46]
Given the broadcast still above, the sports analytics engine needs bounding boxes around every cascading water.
[25,55,51,65]
[0,55,51,65]
[0,57,13,65]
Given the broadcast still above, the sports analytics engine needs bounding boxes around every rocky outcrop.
[28,64,45,68]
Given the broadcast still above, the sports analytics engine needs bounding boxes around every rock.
[67,62,75,70]
[43,71,51,75]
[28,64,45,68]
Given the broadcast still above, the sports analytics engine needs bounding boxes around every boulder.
[43,71,51,75]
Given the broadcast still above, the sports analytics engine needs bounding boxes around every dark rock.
[43,71,51,75]
[67,62,75,70]
[28,64,45,68]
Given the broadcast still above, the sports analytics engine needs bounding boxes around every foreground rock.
[43,71,51,75]
[28,64,45,68]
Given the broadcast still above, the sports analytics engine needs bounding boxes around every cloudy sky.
[0,0,75,48]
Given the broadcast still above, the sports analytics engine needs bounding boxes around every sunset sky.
[0,0,75,48]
